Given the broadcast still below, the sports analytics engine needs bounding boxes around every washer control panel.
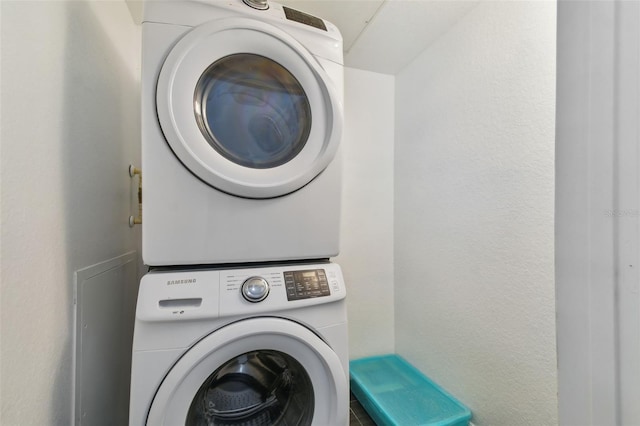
[138,263,346,321]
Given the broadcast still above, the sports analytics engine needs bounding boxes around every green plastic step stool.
[350,354,472,426]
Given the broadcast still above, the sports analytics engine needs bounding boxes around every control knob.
[241,276,270,303]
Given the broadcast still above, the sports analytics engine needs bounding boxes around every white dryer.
[141,0,344,266]
[129,262,349,425]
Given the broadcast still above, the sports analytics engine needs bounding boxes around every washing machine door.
[146,318,348,425]
[156,17,343,199]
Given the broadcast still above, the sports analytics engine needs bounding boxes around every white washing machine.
[129,262,349,425]
[141,0,344,266]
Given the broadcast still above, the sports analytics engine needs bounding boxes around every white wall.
[337,67,395,359]
[0,2,140,425]
[394,2,557,425]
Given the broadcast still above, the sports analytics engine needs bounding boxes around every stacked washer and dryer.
[130,0,349,425]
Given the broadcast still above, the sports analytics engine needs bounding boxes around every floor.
[349,392,376,426]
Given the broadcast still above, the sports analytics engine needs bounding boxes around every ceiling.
[279,0,479,74]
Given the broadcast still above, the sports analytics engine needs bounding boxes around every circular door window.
[146,318,348,425]
[194,54,312,169]
[186,350,314,425]
[156,18,343,199]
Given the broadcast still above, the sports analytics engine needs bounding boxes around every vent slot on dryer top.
[283,6,327,31]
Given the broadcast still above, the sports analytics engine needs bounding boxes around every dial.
[241,277,270,303]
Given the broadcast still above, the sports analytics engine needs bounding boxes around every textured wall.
[0,2,140,425]
[337,67,395,359]
[394,2,557,424]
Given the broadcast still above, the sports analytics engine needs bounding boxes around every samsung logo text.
[167,279,197,285]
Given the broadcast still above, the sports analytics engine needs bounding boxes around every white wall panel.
[73,252,138,426]
[556,1,640,424]
[337,67,395,359]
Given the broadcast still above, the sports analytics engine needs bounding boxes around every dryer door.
[156,17,343,199]
[146,318,348,425]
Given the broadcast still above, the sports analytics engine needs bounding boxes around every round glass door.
[194,54,312,170]
[146,318,348,425]
[186,350,314,425]
[156,18,343,199]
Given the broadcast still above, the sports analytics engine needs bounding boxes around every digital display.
[284,269,330,301]
[283,6,327,32]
